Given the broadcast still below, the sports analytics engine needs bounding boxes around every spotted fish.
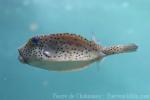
[18,33,138,72]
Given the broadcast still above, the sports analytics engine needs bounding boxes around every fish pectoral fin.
[43,50,51,57]
[43,45,56,57]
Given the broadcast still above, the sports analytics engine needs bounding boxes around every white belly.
[29,59,101,72]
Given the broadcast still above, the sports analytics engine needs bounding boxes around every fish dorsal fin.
[91,32,97,43]
[91,32,101,44]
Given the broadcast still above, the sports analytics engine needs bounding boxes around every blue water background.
[0,0,150,100]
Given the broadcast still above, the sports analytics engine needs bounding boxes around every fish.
[18,33,138,72]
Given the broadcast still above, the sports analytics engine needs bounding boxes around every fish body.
[18,33,138,72]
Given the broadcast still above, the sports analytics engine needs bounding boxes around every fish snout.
[18,48,28,64]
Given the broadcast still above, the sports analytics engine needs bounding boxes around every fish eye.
[31,37,40,46]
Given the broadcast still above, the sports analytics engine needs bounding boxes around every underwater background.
[0,0,150,100]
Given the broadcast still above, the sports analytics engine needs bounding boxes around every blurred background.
[0,0,150,100]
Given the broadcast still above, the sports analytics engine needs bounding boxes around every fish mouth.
[18,49,28,64]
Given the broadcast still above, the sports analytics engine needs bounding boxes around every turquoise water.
[0,0,150,100]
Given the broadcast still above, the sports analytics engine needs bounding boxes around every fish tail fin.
[102,43,138,56]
